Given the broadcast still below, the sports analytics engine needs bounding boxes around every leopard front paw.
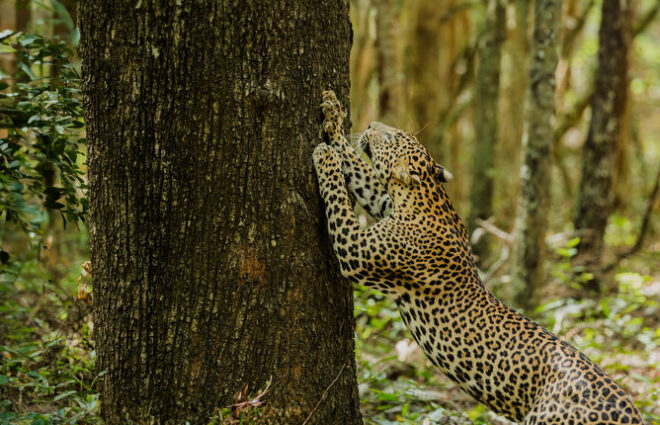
[321,90,346,138]
[312,143,340,170]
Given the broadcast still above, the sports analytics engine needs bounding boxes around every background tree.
[408,0,443,143]
[79,1,361,424]
[511,0,560,309]
[374,0,400,120]
[467,0,505,262]
[573,0,632,290]
[0,0,31,77]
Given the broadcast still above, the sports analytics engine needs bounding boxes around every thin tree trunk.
[409,0,442,141]
[375,0,399,121]
[468,0,505,263]
[80,2,362,425]
[512,0,560,310]
[15,0,30,31]
[573,0,631,289]
[349,0,375,130]
[0,0,31,78]
[496,0,528,228]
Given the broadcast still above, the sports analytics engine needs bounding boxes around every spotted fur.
[312,90,644,425]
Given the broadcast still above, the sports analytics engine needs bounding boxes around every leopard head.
[358,121,453,194]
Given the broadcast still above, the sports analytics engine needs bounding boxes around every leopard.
[311,90,644,425]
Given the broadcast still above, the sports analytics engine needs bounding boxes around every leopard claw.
[320,90,344,140]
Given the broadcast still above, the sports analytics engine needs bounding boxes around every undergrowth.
[2,239,657,425]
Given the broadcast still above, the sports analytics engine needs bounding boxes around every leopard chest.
[394,289,534,422]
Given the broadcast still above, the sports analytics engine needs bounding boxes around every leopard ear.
[435,164,454,183]
[393,158,421,186]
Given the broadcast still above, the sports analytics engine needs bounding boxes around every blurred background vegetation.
[0,0,658,424]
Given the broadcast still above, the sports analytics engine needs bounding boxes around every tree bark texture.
[512,0,560,310]
[468,0,505,262]
[573,0,631,277]
[80,1,362,424]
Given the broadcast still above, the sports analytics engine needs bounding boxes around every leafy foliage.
[0,236,99,425]
[1,28,92,424]
[0,30,87,267]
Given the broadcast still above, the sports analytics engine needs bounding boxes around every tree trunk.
[15,0,30,31]
[495,0,529,228]
[80,2,362,425]
[511,0,560,310]
[573,0,631,288]
[374,0,399,121]
[0,0,30,78]
[409,0,442,142]
[468,0,505,263]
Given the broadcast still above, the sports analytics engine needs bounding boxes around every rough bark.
[573,0,631,285]
[80,1,362,425]
[512,0,560,310]
[468,0,505,263]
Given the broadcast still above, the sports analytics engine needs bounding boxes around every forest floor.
[1,230,659,425]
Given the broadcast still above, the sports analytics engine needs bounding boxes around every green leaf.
[18,34,38,46]
[31,416,48,425]
[567,237,581,248]
[0,29,14,41]
[51,0,74,32]
[600,299,611,318]
[0,375,8,385]
[71,28,80,47]
[18,62,37,80]
[556,247,577,258]
[54,390,77,401]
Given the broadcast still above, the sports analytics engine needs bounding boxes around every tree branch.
[633,0,660,37]
[475,218,513,244]
[561,0,596,58]
[554,5,656,143]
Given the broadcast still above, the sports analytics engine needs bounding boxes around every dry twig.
[301,364,347,425]
[475,218,513,244]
